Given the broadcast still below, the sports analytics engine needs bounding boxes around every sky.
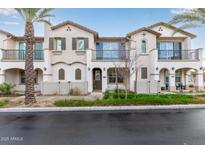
[0,8,204,49]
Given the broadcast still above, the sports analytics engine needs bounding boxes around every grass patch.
[0,99,9,107]
[54,93,205,107]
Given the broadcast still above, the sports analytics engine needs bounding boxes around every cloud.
[0,8,17,16]
[170,8,192,15]
[0,21,20,25]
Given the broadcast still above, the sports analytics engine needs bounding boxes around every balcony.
[158,49,200,61]
[92,50,128,61]
[2,49,44,61]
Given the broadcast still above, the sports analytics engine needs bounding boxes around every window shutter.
[49,38,54,50]
[84,38,89,50]
[72,38,77,50]
[61,38,66,50]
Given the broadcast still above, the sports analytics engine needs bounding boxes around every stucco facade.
[0,20,204,95]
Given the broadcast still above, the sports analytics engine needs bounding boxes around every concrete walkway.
[1,104,205,112]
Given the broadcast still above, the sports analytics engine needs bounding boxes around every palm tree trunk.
[24,22,36,105]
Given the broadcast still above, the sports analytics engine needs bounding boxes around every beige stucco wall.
[129,31,158,82]
[44,23,95,65]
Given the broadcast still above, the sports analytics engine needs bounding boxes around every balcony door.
[19,42,26,60]
[158,42,181,59]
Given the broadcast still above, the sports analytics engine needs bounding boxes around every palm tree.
[170,8,205,29]
[15,8,54,105]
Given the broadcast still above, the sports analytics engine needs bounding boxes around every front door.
[93,69,102,91]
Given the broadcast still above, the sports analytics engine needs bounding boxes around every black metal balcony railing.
[158,49,199,60]
[2,49,44,61]
[92,50,128,61]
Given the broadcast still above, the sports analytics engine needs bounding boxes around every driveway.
[0,109,205,144]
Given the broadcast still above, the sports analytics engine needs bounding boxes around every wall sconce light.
[171,67,175,71]
[132,67,134,71]
[103,67,106,71]
[156,67,159,71]
[43,67,47,71]
[200,67,203,70]
[88,67,90,71]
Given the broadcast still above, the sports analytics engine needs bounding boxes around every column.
[196,70,204,92]
[169,71,176,92]
[0,70,5,84]
[185,73,189,90]
[43,49,52,82]
[87,67,92,93]
[101,68,107,92]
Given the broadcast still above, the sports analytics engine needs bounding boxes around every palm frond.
[169,8,205,29]
[15,8,53,23]
[35,19,52,25]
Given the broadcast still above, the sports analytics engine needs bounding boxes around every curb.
[1,104,205,112]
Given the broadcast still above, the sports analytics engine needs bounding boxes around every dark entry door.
[93,69,102,91]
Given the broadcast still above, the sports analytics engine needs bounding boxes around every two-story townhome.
[0,20,204,95]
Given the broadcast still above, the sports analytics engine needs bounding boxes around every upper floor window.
[96,42,125,60]
[75,68,81,80]
[141,40,147,53]
[49,38,66,51]
[58,68,65,80]
[157,42,182,59]
[56,39,62,51]
[72,38,88,51]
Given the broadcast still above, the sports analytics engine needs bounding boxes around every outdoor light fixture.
[88,67,90,71]
[43,67,47,71]
[200,67,203,70]
[132,67,134,71]
[103,67,106,71]
[156,67,159,71]
[172,67,175,71]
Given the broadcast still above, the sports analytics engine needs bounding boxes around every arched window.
[58,68,65,80]
[75,68,81,80]
[141,40,147,53]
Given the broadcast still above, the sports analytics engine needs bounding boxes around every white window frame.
[56,39,62,51]
[76,39,85,51]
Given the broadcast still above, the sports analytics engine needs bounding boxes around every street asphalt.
[0,109,205,145]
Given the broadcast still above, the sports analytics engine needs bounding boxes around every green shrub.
[103,90,111,99]
[0,99,9,107]
[70,87,81,96]
[0,83,15,95]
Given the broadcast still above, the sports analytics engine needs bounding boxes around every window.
[175,70,181,83]
[34,43,43,60]
[19,42,26,60]
[141,40,147,53]
[108,68,124,84]
[58,69,65,80]
[141,67,148,79]
[20,70,38,84]
[56,39,62,51]
[77,39,85,51]
[20,70,25,84]
[96,42,125,60]
[157,42,182,59]
[75,69,81,80]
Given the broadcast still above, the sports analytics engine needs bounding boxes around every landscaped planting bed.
[54,91,205,107]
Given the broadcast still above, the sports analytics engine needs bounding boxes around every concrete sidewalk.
[1,104,205,112]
